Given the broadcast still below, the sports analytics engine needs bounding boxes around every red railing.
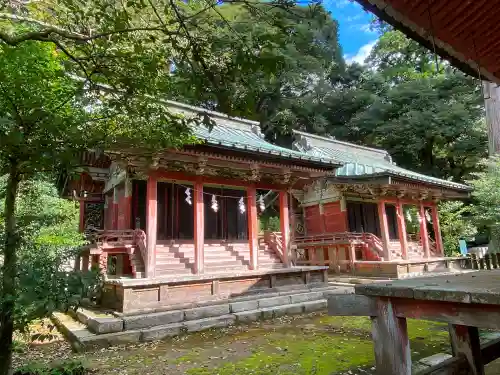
[264,231,287,265]
[86,228,147,264]
[292,232,384,265]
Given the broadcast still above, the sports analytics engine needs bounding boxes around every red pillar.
[377,200,391,261]
[146,174,157,278]
[419,202,430,258]
[396,202,408,260]
[431,204,444,257]
[193,179,204,274]
[112,188,119,230]
[123,180,133,229]
[246,185,259,270]
[279,191,290,267]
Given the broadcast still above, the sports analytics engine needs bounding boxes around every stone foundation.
[101,266,329,313]
[346,258,469,278]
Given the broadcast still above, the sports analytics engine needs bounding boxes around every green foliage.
[14,359,88,375]
[469,157,500,227]
[259,216,280,232]
[438,201,476,256]
[170,3,345,142]
[0,177,100,331]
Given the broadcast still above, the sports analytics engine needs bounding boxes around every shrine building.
[71,101,470,313]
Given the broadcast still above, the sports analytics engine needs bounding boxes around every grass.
[14,314,453,375]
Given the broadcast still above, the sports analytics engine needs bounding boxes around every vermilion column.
[193,179,204,274]
[396,202,408,260]
[279,191,290,267]
[123,178,134,229]
[419,202,430,258]
[246,185,259,270]
[146,174,157,278]
[377,200,391,261]
[431,204,444,257]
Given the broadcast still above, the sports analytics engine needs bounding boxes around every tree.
[0,176,100,333]
[438,201,476,256]
[0,2,318,372]
[320,30,487,183]
[169,3,345,143]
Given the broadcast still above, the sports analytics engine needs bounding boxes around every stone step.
[56,286,342,350]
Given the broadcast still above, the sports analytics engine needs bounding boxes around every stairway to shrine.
[155,241,284,277]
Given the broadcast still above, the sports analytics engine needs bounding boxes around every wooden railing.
[264,231,287,265]
[293,232,384,261]
[86,228,147,264]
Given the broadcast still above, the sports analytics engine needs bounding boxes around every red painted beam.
[153,170,284,190]
[279,191,290,267]
[246,185,258,270]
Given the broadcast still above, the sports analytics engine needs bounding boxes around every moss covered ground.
[14,313,460,375]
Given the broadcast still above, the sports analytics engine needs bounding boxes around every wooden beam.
[431,205,444,257]
[246,185,258,270]
[193,178,204,274]
[449,325,484,375]
[279,191,290,267]
[419,202,430,258]
[377,200,391,260]
[392,299,500,330]
[396,202,408,260]
[371,298,412,375]
[145,174,157,278]
[152,170,284,190]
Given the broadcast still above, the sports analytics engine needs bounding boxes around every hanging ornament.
[406,210,412,223]
[258,195,265,212]
[238,197,246,214]
[185,187,192,205]
[425,210,432,223]
[211,194,218,212]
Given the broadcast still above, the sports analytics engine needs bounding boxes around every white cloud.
[344,40,377,65]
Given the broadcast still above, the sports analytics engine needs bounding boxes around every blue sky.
[322,0,379,64]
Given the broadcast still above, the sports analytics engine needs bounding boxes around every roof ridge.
[166,100,260,128]
[293,130,391,158]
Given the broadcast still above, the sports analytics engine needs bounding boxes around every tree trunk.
[0,161,21,375]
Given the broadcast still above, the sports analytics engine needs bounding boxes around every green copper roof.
[167,101,340,168]
[293,131,471,191]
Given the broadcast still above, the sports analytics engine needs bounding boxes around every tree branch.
[0,13,181,45]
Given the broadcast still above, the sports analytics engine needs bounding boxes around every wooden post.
[279,190,290,267]
[246,185,258,270]
[146,174,157,278]
[193,179,205,274]
[449,324,484,375]
[113,187,119,230]
[349,243,356,273]
[81,254,90,272]
[123,178,133,229]
[431,204,444,257]
[371,298,411,375]
[377,200,391,261]
[396,202,408,260]
[79,200,85,233]
[419,203,430,258]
